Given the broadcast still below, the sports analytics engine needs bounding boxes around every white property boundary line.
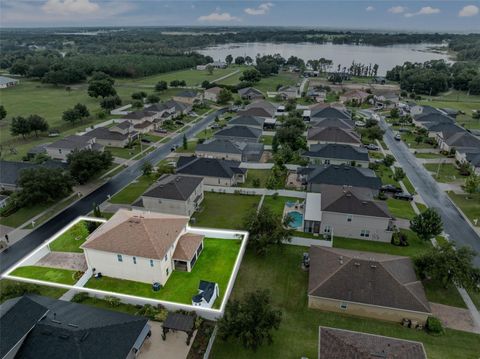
[1,216,249,320]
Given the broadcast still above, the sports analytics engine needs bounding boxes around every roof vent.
[354,262,360,267]
[67,323,79,328]
[80,331,90,342]
[370,264,377,269]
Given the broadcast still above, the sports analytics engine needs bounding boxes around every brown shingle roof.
[173,233,204,261]
[307,127,361,145]
[319,327,427,359]
[81,209,189,259]
[308,246,431,313]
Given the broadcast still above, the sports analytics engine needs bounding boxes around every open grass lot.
[216,70,243,86]
[255,71,299,94]
[210,245,480,359]
[386,198,416,220]
[10,266,79,285]
[49,221,90,253]
[414,152,445,159]
[375,164,399,187]
[0,279,67,304]
[424,163,462,183]
[333,230,430,258]
[85,238,240,308]
[240,169,271,188]
[262,195,299,217]
[447,192,480,227]
[423,279,466,309]
[193,192,260,229]
[109,174,158,204]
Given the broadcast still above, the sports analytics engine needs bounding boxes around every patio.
[36,252,87,272]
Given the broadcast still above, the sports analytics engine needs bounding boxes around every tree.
[271,134,279,153]
[240,68,261,83]
[62,108,79,126]
[410,208,443,241]
[464,173,480,194]
[131,92,147,100]
[243,206,292,255]
[217,88,233,104]
[225,54,233,65]
[245,56,253,65]
[10,116,31,139]
[16,167,73,207]
[383,154,396,167]
[28,115,49,137]
[414,242,480,291]
[393,167,405,181]
[206,65,214,75]
[10,60,29,76]
[67,149,113,184]
[142,161,153,176]
[146,94,159,104]
[235,56,245,65]
[155,81,168,91]
[468,75,480,95]
[74,103,90,119]
[218,290,282,351]
[100,95,122,111]
[0,105,6,120]
[88,79,116,98]
[390,108,400,118]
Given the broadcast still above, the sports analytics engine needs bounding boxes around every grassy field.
[255,71,299,94]
[193,192,260,229]
[447,192,480,227]
[0,278,67,304]
[10,266,79,285]
[240,169,271,188]
[49,221,90,253]
[333,230,430,258]
[210,245,480,359]
[424,163,462,183]
[86,238,240,307]
[386,198,417,220]
[262,195,300,217]
[109,174,158,204]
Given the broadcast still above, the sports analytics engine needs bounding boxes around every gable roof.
[214,125,262,140]
[444,131,480,148]
[1,294,148,359]
[122,110,156,120]
[0,160,67,187]
[319,327,427,359]
[45,135,92,150]
[300,164,381,190]
[310,106,351,121]
[164,99,191,112]
[308,246,431,313]
[414,112,454,124]
[144,102,175,113]
[142,174,203,201]
[176,156,245,179]
[172,233,204,261]
[81,209,188,259]
[237,100,276,118]
[307,127,361,145]
[321,188,391,218]
[311,117,355,129]
[229,115,265,127]
[205,86,222,95]
[196,138,243,155]
[83,127,135,141]
[238,87,263,97]
[176,90,199,98]
[303,143,369,162]
[425,122,464,137]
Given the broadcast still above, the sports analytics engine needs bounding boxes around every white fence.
[204,186,306,199]
[289,236,332,247]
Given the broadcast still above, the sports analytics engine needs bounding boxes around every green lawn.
[255,72,299,94]
[416,202,428,213]
[85,238,240,307]
[375,164,400,187]
[447,192,480,227]
[262,195,300,217]
[216,70,243,86]
[333,230,431,258]
[240,169,271,188]
[466,289,480,311]
[196,128,215,140]
[369,151,384,159]
[423,279,466,308]
[402,176,416,195]
[10,266,79,285]
[424,163,462,183]
[193,192,260,229]
[401,132,435,149]
[109,174,158,204]
[0,279,67,304]
[73,295,140,315]
[210,245,480,359]
[260,135,274,145]
[0,203,51,228]
[49,221,90,253]
[175,140,197,153]
[386,198,417,220]
[106,145,145,159]
[415,152,445,159]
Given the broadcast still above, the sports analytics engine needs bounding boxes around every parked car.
[365,144,379,151]
[380,184,402,194]
[393,192,414,201]
[141,138,151,143]
[155,128,168,134]
[355,121,366,127]
[170,145,178,152]
[394,133,402,141]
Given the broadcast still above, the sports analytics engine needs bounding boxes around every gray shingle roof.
[176,156,246,178]
[196,138,243,155]
[310,107,351,120]
[319,327,427,359]
[308,246,431,313]
[238,87,263,97]
[300,164,381,190]
[214,126,262,140]
[444,131,480,148]
[164,99,190,112]
[229,115,264,128]
[122,110,156,120]
[83,127,135,141]
[307,127,361,145]
[311,117,355,129]
[177,90,199,98]
[142,174,203,201]
[321,188,391,218]
[303,143,369,162]
[1,295,148,359]
[144,102,175,112]
[45,135,92,150]
[0,160,67,187]
[414,112,454,124]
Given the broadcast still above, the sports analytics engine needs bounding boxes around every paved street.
[0,109,225,274]
[380,119,480,266]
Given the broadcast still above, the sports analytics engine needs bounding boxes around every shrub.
[154,308,168,322]
[105,295,121,307]
[391,231,409,247]
[0,281,40,302]
[71,292,90,303]
[426,316,444,335]
[252,177,261,188]
[73,271,84,281]
[136,304,159,319]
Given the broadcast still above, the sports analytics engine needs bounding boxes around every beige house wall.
[96,138,129,148]
[307,140,361,148]
[307,157,369,168]
[195,150,243,162]
[308,296,429,324]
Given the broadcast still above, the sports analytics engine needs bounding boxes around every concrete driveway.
[380,118,480,266]
[430,302,479,334]
[138,321,196,359]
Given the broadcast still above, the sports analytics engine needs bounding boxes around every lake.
[198,42,451,75]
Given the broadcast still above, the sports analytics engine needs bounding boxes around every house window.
[164,254,168,262]
[117,254,123,262]
[150,259,154,267]
[324,225,332,234]
[340,302,348,309]
[166,268,169,276]
[133,257,137,264]
[347,215,353,222]
[360,230,370,238]
[324,159,330,164]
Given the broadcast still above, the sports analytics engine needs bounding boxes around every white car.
[394,133,402,141]
[355,121,366,127]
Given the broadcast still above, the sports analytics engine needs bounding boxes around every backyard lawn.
[262,195,300,217]
[386,198,417,220]
[193,192,260,229]
[49,221,91,253]
[261,135,274,145]
[424,163,462,183]
[10,266,79,285]
[210,245,480,359]
[0,279,67,304]
[85,238,241,307]
[447,192,480,227]
[109,174,158,204]
[240,169,271,188]
[374,164,400,187]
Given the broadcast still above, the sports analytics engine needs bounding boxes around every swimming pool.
[287,211,304,229]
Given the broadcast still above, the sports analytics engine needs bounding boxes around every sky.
[1,0,479,32]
